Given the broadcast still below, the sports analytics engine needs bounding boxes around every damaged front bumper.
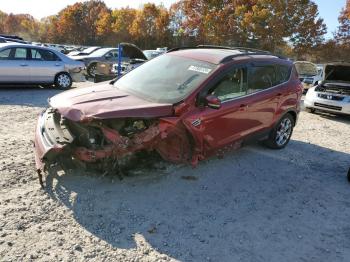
[34,108,192,187]
[34,109,74,186]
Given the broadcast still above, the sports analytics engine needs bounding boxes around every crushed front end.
[34,108,191,187]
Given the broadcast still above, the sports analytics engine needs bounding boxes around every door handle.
[20,63,28,67]
[55,63,61,66]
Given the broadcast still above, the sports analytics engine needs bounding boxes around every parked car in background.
[70,47,118,77]
[143,49,164,60]
[0,43,85,89]
[34,46,302,186]
[304,62,350,116]
[95,43,148,82]
[68,46,101,57]
[294,61,321,92]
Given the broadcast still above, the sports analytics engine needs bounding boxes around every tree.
[336,0,350,44]
[130,3,171,48]
[111,7,137,43]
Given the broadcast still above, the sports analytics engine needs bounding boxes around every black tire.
[265,113,295,149]
[347,168,350,183]
[54,72,72,90]
[305,107,316,113]
[87,63,97,77]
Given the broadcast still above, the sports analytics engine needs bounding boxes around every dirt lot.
[0,83,350,262]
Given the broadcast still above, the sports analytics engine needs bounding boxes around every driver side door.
[184,64,260,155]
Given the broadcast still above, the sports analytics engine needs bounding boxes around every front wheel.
[265,113,294,149]
[55,72,72,90]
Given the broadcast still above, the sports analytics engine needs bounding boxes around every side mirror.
[205,95,221,109]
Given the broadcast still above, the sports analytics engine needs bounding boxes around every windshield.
[89,48,114,57]
[83,47,99,54]
[143,50,162,60]
[114,54,216,103]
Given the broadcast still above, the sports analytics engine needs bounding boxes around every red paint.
[34,50,302,172]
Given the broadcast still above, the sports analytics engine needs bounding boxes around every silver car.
[304,63,350,116]
[0,43,85,89]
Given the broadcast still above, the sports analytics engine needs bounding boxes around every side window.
[0,48,11,60]
[109,51,118,58]
[248,66,276,94]
[275,65,291,85]
[210,67,248,102]
[31,49,60,61]
[13,48,27,60]
[31,49,43,60]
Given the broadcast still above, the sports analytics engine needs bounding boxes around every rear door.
[0,47,30,83]
[29,48,64,83]
[243,63,284,131]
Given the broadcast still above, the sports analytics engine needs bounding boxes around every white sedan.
[304,63,350,116]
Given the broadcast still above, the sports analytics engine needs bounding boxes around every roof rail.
[196,45,271,54]
[167,45,287,61]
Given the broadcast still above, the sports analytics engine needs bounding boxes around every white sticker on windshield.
[188,65,212,74]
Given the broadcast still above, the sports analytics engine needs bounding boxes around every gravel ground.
[0,84,350,262]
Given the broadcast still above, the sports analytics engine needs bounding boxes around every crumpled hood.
[294,61,318,76]
[49,82,174,122]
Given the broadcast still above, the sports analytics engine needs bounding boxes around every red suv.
[34,46,303,185]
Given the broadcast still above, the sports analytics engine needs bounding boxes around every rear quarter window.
[275,65,292,84]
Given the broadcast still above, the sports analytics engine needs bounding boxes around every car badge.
[192,119,201,127]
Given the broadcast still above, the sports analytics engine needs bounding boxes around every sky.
[0,0,346,39]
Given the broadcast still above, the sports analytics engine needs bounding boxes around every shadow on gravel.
[45,140,350,262]
[0,86,61,107]
[313,111,350,125]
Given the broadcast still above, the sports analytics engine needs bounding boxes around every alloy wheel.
[275,118,292,146]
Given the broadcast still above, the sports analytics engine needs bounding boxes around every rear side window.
[30,49,61,61]
[248,66,276,94]
[275,65,291,84]
[0,48,11,60]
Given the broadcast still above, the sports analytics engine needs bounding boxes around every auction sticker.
[188,65,212,74]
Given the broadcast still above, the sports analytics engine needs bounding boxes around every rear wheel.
[265,113,294,149]
[55,72,72,90]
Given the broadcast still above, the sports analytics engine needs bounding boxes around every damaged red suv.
[34,46,302,185]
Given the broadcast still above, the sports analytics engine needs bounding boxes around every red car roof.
[168,48,283,65]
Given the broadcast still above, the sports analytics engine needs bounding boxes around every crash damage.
[34,86,195,187]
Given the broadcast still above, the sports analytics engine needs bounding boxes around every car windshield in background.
[88,48,112,57]
[114,54,216,103]
[83,47,98,54]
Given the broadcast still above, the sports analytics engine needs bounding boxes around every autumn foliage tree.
[0,0,346,61]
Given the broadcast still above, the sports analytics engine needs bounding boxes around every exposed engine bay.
[315,83,350,96]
